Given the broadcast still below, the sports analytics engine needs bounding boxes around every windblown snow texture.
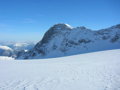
[0,49,120,90]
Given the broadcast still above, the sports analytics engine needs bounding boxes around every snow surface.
[0,56,14,60]
[0,49,120,90]
[64,24,73,29]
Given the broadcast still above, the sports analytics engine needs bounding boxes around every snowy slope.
[0,49,120,90]
[18,24,120,59]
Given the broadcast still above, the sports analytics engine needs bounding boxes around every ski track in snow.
[0,49,120,90]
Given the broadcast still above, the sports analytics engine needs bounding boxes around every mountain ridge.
[17,23,120,59]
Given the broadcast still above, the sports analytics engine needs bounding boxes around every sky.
[0,0,120,42]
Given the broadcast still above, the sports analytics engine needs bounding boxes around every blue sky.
[0,0,120,42]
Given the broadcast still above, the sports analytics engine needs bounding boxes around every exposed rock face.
[17,24,120,59]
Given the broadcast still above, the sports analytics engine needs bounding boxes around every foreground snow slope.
[0,49,120,90]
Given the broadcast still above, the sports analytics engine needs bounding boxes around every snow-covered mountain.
[0,49,120,90]
[18,24,120,59]
[0,42,35,57]
[0,46,14,57]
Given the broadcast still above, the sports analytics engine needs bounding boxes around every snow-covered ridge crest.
[64,23,73,29]
[17,24,120,59]
[50,23,73,30]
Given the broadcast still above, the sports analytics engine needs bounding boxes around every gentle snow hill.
[0,49,120,90]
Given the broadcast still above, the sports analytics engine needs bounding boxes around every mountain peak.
[50,23,73,30]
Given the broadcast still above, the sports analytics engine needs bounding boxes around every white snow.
[0,46,13,51]
[64,23,73,29]
[0,49,120,90]
[0,46,14,57]
[0,56,14,60]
